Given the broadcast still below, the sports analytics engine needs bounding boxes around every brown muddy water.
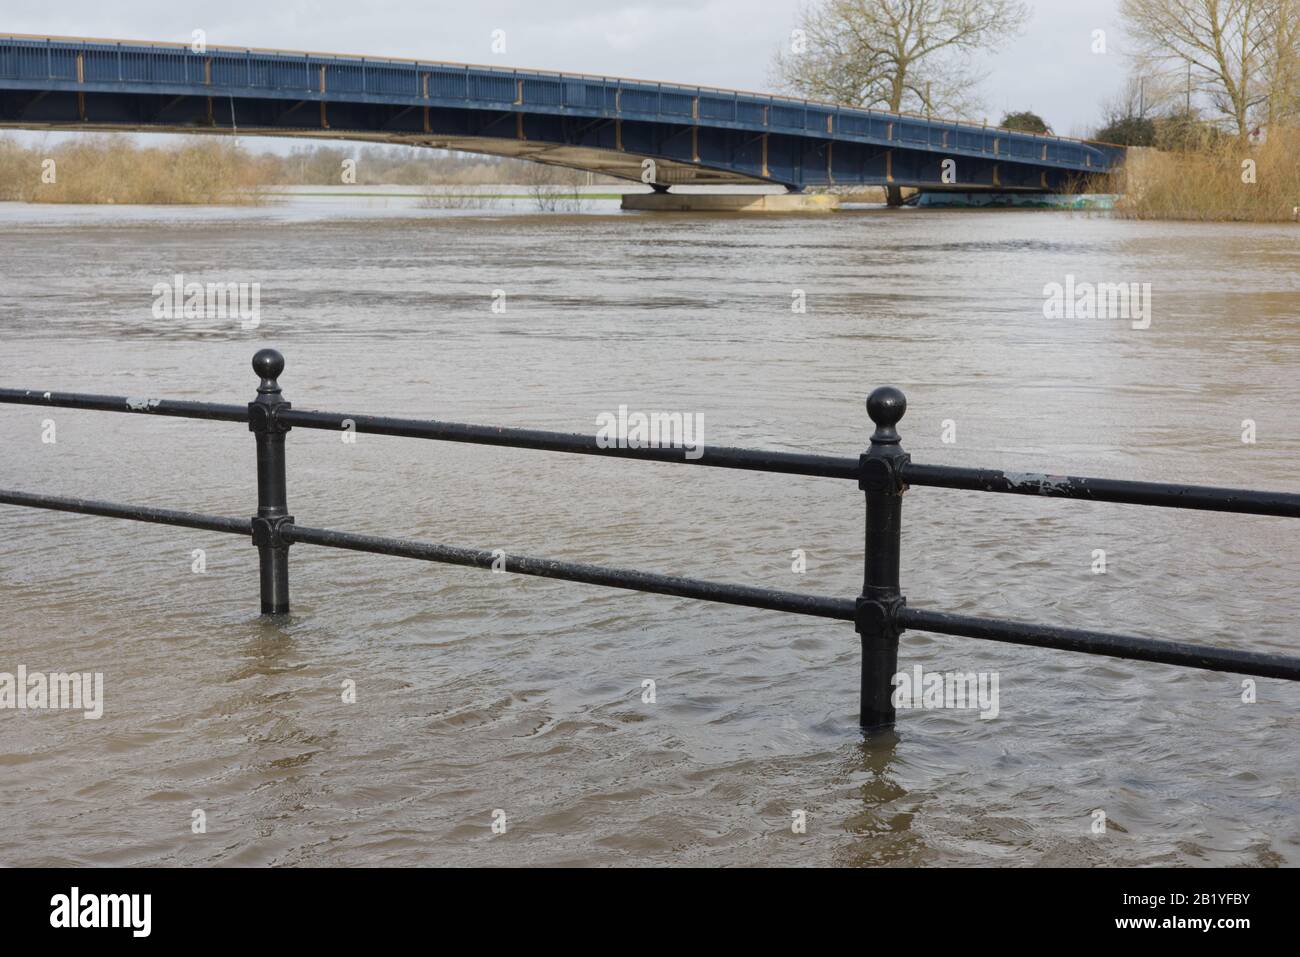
[0,193,1298,866]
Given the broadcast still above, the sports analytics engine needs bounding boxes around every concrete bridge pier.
[620,191,841,213]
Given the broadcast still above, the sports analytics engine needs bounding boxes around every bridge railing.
[3,349,1294,730]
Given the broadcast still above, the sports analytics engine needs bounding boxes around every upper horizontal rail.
[0,388,247,422]
[0,386,859,479]
[278,407,860,479]
[4,386,1299,515]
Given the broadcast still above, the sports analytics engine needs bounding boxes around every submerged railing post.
[856,387,909,731]
[248,348,293,615]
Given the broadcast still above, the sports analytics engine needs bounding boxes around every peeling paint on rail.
[1001,472,1076,494]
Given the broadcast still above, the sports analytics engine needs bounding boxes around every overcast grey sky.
[6,0,1136,139]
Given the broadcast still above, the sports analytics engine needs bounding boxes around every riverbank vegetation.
[1095,1,1300,221]
[0,135,269,204]
[0,135,611,205]
[772,0,1299,222]
[1111,130,1300,222]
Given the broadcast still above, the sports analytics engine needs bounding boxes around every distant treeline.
[265,142,617,186]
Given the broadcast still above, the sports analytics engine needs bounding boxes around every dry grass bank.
[0,135,268,204]
[0,135,621,202]
[1112,130,1300,223]
[0,136,27,201]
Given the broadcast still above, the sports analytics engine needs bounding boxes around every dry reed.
[1111,129,1300,223]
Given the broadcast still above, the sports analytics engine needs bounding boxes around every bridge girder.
[0,90,1089,193]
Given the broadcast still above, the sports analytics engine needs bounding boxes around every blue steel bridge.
[0,34,1125,192]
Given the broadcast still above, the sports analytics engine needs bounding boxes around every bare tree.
[772,0,1030,203]
[1120,0,1293,137]
[1105,73,1182,124]
[1260,0,1300,127]
[773,0,1029,116]
[520,160,585,212]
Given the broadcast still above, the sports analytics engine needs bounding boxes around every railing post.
[248,348,293,615]
[856,386,909,731]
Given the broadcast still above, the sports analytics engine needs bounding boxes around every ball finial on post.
[252,348,285,395]
[866,386,906,445]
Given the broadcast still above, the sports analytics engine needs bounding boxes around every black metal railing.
[2,349,1298,731]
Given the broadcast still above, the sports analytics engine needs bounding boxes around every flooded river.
[1,191,1297,866]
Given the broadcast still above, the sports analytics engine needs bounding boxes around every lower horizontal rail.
[283,524,856,621]
[0,489,852,621]
[899,606,1300,681]
[3,489,1297,682]
[902,462,1300,518]
[0,489,252,535]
